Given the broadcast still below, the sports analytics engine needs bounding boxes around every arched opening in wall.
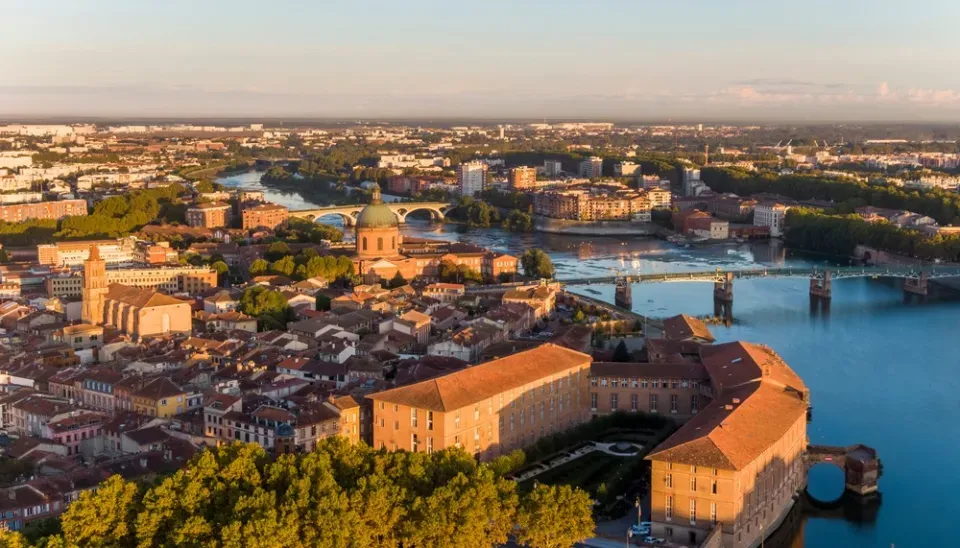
[806,462,845,504]
[403,208,437,224]
[377,237,383,251]
[313,213,349,230]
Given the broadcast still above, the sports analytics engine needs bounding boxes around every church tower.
[81,245,107,325]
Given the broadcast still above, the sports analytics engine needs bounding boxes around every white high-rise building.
[544,159,563,177]
[456,161,488,196]
[578,156,603,179]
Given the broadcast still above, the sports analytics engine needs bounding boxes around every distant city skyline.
[6,0,960,121]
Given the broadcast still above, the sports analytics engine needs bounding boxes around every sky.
[4,0,960,122]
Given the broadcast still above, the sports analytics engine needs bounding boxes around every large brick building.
[47,265,217,298]
[0,199,86,222]
[186,202,232,228]
[508,166,537,190]
[645,342,809,548]
[368,343,592,460]
[242,204,288,230]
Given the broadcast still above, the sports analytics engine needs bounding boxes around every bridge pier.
[614,276,632,309]
[809,270,832,300]
[903,271,928,297]
[806,444,882,497]
[713,271,733,302]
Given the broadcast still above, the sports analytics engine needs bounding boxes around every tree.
[515,483,595,548]
[0,249,9,264]
[59,475,139,547]
[270,256,296,277]
[612,340,630,362]
[211,261,229,284]
[316,294,331,311]
[388,271,407,289]
[16,439,559,548]
[265,241,291,261]
[248,259,269,276]
[194,180,216,194]
[572,309,586,323]
[520,249,555,279]
[238,286,291,330]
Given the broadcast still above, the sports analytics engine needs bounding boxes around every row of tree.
[702,166,960,226]
[784,208,960,262]
[54,184,189,240]
[249,247,356,283]
[0,440,595,548]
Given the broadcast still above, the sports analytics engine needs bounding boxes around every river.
[221,170,959,547]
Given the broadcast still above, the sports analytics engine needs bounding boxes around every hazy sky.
[5,0,960,121]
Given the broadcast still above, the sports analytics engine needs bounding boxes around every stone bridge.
[289,202,454,227]
[805,444,882,496]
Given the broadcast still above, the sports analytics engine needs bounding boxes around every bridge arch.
[311,212,356,227]
[395,205,449,224]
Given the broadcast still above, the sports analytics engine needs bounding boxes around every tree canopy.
[0,440,595,548]
[238,286,291,330]
[520,249,555,279]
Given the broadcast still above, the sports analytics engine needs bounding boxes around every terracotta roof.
[106,284,187,309]
[662,314,716,342]
[646,342,808,471]
[369,343,590,412]
[132,377,184,400]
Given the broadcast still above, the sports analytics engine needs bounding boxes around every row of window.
[590,393,699,413]
[664,496,718,526]
[591,377,700,390]
[664,474,719,494]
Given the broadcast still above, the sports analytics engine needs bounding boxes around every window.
[394,404,398,412]
[710,503,718,525]
[611,379,619,388]
[519,409,525,427]
[691,476,697,492]
[649,394,658,413]
[671,380,679,389]
[641,379,648,388]
[691,465,697,473]
[499,416,504,432]
[394,420,399,430]
[509,415,515,431]
[665,473,672,488]
[610,393,618,411]
[362,237,367,251]
[631,393,638,411]
[474,405,480,420]
[455,410,461,428]
[377,237,383,251]
[690,500,697,525]
[670,394,678,413]
[590,378,597,387]
[600,378,607,387]
[692,395,699,413]
[411,408,418,428]
[392,236,396,249]
[665,495,673,521]
[712,480,718,495]
[713,468,718,476]
[652,379,659,389]
[427,411,433,430]
[411,434,419,452]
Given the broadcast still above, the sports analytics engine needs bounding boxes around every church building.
[82,245,192,339]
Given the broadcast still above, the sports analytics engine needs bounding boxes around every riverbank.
[534,216,660,236]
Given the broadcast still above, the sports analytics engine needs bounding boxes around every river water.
[221,171,960,547]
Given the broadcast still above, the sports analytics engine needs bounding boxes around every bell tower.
[81,245,107,325]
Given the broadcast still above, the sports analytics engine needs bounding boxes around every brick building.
[369,343,592,460]
[0,199,86,222]
[242,204,288,230]
[186,202,232,228]
[508,166,537,190]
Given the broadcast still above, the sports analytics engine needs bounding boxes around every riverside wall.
[534,216,658,236]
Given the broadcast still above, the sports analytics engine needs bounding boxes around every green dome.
[355,184,398,229]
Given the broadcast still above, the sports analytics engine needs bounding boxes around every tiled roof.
[369,343,590,412]
[662,314,715,342]
[646,342,808,471]
[106,284,187,309]
[591,361,709,380]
